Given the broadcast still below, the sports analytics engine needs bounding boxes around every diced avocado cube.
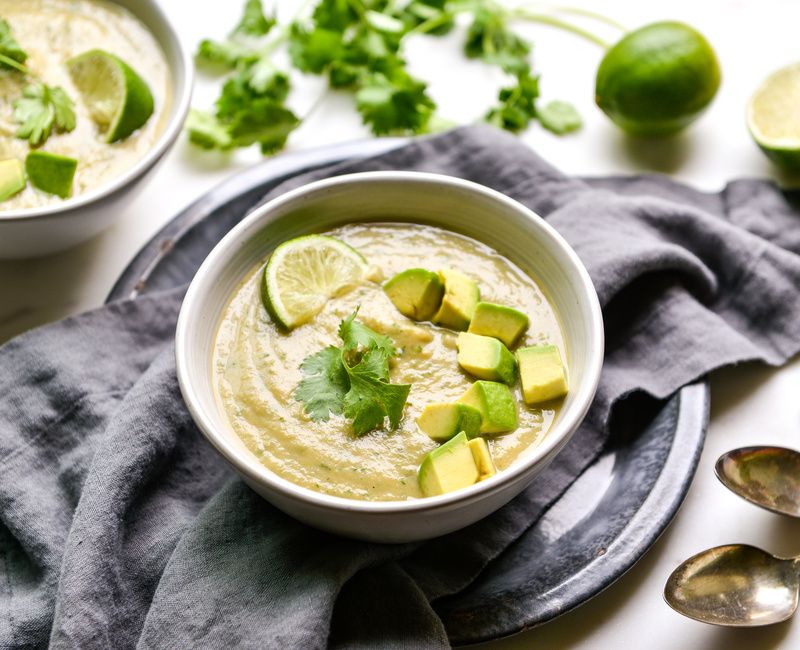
[25,151,77,199]
[384,268,444,321]
[468,302,530,348]
[456,332,517,385]
[416,402,482,442]
[418,431,480,497]
[469,437,497,481]
[458,380,517,435]
[0,159,26,202]
[433,268,480,331]
[517,345,568,404]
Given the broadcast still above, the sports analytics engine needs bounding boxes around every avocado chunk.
[468,302,530,348]
[0,159,26,202]
[418,431,480,497]
[517,345,568,404]
[25,152,77,199]
[457,332,517,385]
[417,402,482,442]
[384,268,444,321]
[433,268,480,331]
[458,380,517,434]
[469,437,497,481]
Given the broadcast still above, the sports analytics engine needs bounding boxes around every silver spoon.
[715,446,800,517]
[664,544,800,626]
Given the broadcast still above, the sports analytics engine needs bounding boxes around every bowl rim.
[0,0,194,222]
[175,171,604,514]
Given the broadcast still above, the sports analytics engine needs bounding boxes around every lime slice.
[261,235,368,329]
[747,63,800,172]
[25,151,77,199]
[66,49,154,143]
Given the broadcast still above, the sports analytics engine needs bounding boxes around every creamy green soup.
[0,0,171,211]
[213,223,566,501]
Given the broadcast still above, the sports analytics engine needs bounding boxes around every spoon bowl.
[715,446,800,518]
[665,544,800,626]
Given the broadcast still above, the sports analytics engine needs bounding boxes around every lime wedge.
[748,63,800,172]
[25,151,77,198]
[261,235,368,329]
[66,49,154,143]
[0,159,26,202]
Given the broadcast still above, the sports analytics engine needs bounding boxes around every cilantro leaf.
[295,311,410,436]
[227,99,300,154]
[339,310,396,358]
[295,346,349,421]
[185,109,234,150]
[343,353,411,435]
[0,19,27,71]
[216,68,289,119]
[288,25,344,74]
[312,0,359,32]
[196,38,259,68]
[538,100,582,135]
[356,71,436,135]
[234,0,275,37]
[195,0,273,69]
[465,8,530,74]
[13,83,76,147]
[485,70,539,133]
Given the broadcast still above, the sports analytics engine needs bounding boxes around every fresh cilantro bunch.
[190,0,588,156]
[0,20,77,146]
[296,310,411,436]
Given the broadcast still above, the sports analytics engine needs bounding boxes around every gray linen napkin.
[2,126,800,649]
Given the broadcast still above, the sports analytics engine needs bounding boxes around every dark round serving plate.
[106,139,709,645]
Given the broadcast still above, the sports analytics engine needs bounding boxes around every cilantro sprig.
[190,0,611,156]
[295,310,411,437]
[0,19,77,147]
[13,83,77,147]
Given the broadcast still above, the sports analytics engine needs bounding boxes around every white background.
[2,1,800,647]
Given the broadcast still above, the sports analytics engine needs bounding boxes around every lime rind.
[261,235,368,329]
[67,49,155,143]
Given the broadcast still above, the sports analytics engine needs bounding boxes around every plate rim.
[105,138,710,644]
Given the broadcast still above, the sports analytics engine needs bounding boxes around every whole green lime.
[595,22,721,136]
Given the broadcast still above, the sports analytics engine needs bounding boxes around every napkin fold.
[2,126,800,649]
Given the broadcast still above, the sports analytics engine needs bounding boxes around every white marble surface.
[2,0,800,647]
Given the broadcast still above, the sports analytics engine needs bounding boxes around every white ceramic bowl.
[0,0,193,259]
[176,172,604,543]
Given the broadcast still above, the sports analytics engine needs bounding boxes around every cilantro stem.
[520,3,627,32]
[0,52,29,75]
[508,9,612,49]
[549,6,627,32]
[402,10,455,40]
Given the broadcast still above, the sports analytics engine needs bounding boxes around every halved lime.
[261,235,368,329]
[25,151,77,198]
[748,63,800,172]
[66,49,154,143]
